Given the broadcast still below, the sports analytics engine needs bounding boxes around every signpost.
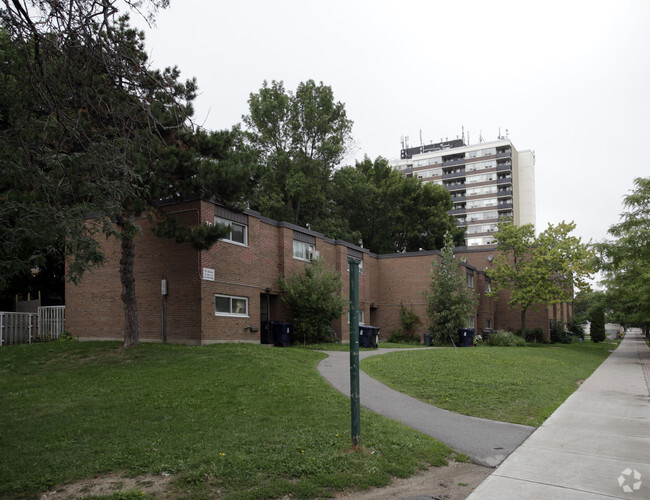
[348,258,360,446]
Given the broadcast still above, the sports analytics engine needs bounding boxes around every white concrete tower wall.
[516,150,536,228]
[389,135,536,247]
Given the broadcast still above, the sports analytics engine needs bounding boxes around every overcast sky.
[134,0,649,247]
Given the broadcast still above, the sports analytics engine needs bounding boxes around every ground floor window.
[215,294,249,317]
[485,318,492,329]
[467,316,475,329]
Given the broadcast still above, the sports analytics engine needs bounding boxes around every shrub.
[520,327,546,343]
[487,330,526,347]
[550,320,572,344]
[280,260,347,344]
[386,304,421,344]
[386,327,405,343]
[567,318,585,339]
[57,331,77,342]
[589,305,606,343]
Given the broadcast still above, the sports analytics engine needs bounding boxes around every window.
[485,280,492,293]
[348,309,365,325]
[467,316,475,328]
[293,240,315,261]
[215,216,248,246]
[215,294,249,317]
[485,318,492,330]
[466,272,474,288]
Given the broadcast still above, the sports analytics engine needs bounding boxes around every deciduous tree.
[487,220,596,334]
[324,157,464,253]
[244,80,352,228]
[598,177,650,333]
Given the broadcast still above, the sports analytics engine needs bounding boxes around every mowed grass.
[294,342,429,351]
[0,342,455,499]
[362,341,618,427]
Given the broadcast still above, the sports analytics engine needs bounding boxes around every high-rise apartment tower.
[390,136,536,247]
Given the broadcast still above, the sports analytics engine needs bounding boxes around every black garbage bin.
[359,325,380,348]
[423,332,431,346]
[458,328,474,347]
[272,321,292,347]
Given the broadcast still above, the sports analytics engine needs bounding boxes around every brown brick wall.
[66,208,201,343]
[374,252,439,340]
[66,201,568,345]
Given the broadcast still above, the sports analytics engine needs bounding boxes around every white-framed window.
[348,309,365,325]
[485,280,492,293]
[293,240,315,261]
[215,216,248,246]
[215,294,249,317]
[466,272,474,288]
[485,318,492,329]
[467,316,475,328]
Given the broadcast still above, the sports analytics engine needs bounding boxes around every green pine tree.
[426,233,478,345]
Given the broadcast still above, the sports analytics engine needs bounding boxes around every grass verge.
[0,342,456,499]
[361,341,618,426]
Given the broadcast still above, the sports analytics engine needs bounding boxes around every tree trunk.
[119,229,139,347]
[520,307,527,338]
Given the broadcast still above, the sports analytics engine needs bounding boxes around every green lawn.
[293,342,429,351]
[362,341,618,427]
[0,342,455,499]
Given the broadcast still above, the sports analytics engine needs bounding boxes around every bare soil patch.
[334,461,492,500]
[40,473,174,499]
[40,462,491,499]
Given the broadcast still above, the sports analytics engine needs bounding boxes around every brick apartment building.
[66,199,571,344]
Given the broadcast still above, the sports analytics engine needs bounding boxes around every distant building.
[389,136,536,247]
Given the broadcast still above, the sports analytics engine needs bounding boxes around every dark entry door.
[260,293,272,344]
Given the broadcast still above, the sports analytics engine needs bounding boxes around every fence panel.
[38,306,65,340]
[0,312,36,345]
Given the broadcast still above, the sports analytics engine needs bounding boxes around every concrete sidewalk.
[468,330,650,499]
[317,348,535,467]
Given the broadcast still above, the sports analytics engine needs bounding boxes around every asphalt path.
[317,348,535,467]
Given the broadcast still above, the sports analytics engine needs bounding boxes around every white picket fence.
[0,306,65,346]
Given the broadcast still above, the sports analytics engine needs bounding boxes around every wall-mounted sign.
[202,267,215,281]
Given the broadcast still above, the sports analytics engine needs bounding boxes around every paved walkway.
[317,348,535,467]
[468,329,650,499]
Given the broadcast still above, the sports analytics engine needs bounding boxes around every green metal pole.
[348,258,361,447]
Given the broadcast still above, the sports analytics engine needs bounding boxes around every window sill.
[215,313,250,318]
[219,239,248,248]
